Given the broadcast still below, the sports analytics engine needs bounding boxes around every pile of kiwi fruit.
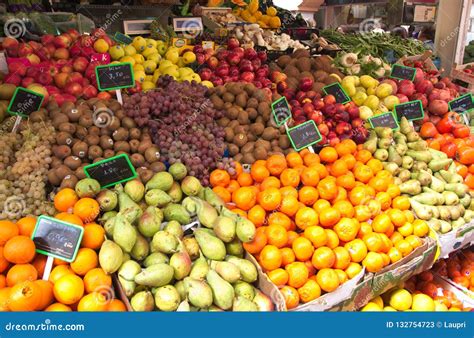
[208,82,292,164]
[30,98,165,189]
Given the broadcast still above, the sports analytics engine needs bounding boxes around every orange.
[335,269,348,284]
[258,187,282,211]
[390,231,404,245]
[233,208,248,218]
[298,186,319,206]
[259,245,282,271]
[372,214,392,234]
[286,262,309,288]
[77,291,109,311]
[404,210,414,223]
[280,286,300,309]
[70,248,98,276]
[349,186,370,206]
[386,183,401,199]
[413,219,429,237]
[73,198,100,223]
[387,247,402,264]
[320,147,338,163]
[280,195,300,217]
[395,240,413,257]
[380,253,390,266]
[6,264,38,286]
[303,226,327,248]
[280,247,296,266]
[317,177,338,200]
[405,235,423,249]
[341,139,357,153]
[0,287,10,311]
[292,237,314,261]
[335,142,353,157]
[315,268,339,292]
[49,265,74,284]
[268,268,289,287]
[344,239,367,263]
[358,222,372,239]
[303,153,320,167]
[4,236,36,264]
[251,164,270,183]
[8,281,41,311]
[379,233,393,253]
[45,302,72,311]
[362,252,384,273]
[212,186,231,203]
[295,207,319,230]
[55,212,84,227]
[54,188,79,213]
[266,154,287,176]
[325,229,340,249]
[268,212,291,230]
[319,207,341,228]
[387,209,407,227]
[16,217,37,237]
[366,200,382,218]
[392,196,410,210]
[345,262,362,279]
[234,162,243,177]
[232,187,257,211]
[354,205,371,222]
[398,222,413,237]
[280,168,300,187]
[313,199,331,214]
[81,223,105,250]
[312,163,329,179]
[353,165,374,183]
[333,247,351,270]
[333,200,354,218]
[340,154,357,170]
[336,173,356,190]
[0,247,9,273]
[355,149,372,164]
[31,255,46,276]
[0,221,19,246]
[331,186,347,203]
[363,233,383,252]
[83,268,112,294]
[330,159,349,177]
[107,299,127,312]
[266,225,288,248]
[260,176,281,190]
[247,205,266,227]
[334,218,359,242]
[210,169,231,187]
[369,176,390,193]
[311,247,335,270]
[286,152,304,168]
[280,186,298,199]
[366,158,383,173]
[34,280,54,310]
[243,230,267,254]
[375,192,392,210]
[286,231,299,246]
[53,274,84,305]
[227,180,240,193]
[0,275,5,288]
[298,279,321,303]
[237,172,253,187]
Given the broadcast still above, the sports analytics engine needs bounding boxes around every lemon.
[109,45,125,60]
[190,73,201,82]
[145,75,153,82]
[120,56,136,66]
[146,39,157,49]
[143,60,157,74]
[124,45,137,56]
[389,288,412,311]
[142,46,158,58]
[201,80,213,88]
[178,67,193,78]
[165,49,179,64]
[182,51,196,64]
[434,302,448,311]
[133,64,144,72]
[93,39,109,53]
[449,307,461,311]
[361,302,382,311]
[372,296,384,309]
[132,36,146,52]
[375,83,393,99]
[147,53,162,64]
[132,54,145,64]
[383,306,397,311]
[411,294,435,311]
[141,81,155,91]
[159,60,173,72]
[161,66,179,78]
[134,70,146,83]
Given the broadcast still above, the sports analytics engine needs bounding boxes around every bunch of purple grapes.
[123,76,226,185]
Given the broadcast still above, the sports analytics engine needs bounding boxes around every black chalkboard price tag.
[390,64,416,81]
[95,62,134,91]
[395,100,424,121]
[323,83,350,104]
[7,87,44,117]
[114,32,133,45]
[32,215,84,262]
[287,120,322,151]
[84,153,137,188]
[271,96,291,126]
[449,93,474,115]
[368,112,399,130]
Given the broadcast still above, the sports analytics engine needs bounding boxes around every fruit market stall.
[0,0,473,314]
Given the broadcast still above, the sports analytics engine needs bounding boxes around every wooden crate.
[451,62,474,92]
[397,50,439,72]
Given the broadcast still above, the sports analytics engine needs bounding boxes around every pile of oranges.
[433,249,474,292]
[0,187,126,312]
[210,139,430,309]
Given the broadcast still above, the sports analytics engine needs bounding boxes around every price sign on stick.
[368,112,399,130]
[7,87,44,118]
[390,64,417,81]
[395,100,424,122]
[84,154,137,189]
[32,216,84,280]
[323,83,350,104]
[449,94,474,125]
[95,62,134,105]
[271,96,291,127]
[287,120,322,151]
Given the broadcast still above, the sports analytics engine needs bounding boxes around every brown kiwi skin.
[150,161,166,173]
[100,136,114,150]
[60,175,79,189]
[79,114,94,128]
[47,171,61,186]
[112,127,129,141]
[53,145,71,160]
[56,132,74,146]
[130,153,146,167]
[129,139,140,153]
[144,147,160,163]
[103,149,115,158]
[88,126,101,136]
[58,122,76,134]
[114,141,130,153]
[55,165,73,181]
[66,108,82,122]
[88,145,103,160]
[75,165,88,180]
[75,126,88,140]
[72,141,88,159]
[129,128,141,140]
[138,141,153,155]
[121,117,136,129]
[84,134,100,146]
[52,114,69,129]
[63,156,82,171]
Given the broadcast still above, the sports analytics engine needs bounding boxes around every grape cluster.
[123,76,226,185]
[0,121,56,220]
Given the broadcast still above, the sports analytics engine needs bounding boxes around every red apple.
[207,56,219,69]
[81,78,90,87]
[50,93,65,106]
[323,95,336,105]
[233,47,244,58]
[8,61,26,76]
[80,35,94,48]
[53,48,70,60]
[397,80,415,97]
[21,77,35,88]
[199,68,212,81]
[257,51,267,62]
[61,93,77,104]
[54,72,69,88]
[83,84,98,99]
[227,52,241,66]
[65,82,83,97]
[227,38,240,50]
[5,73,21,86]
[67,72,84,85]
[299,77,314,92]
[67,29,80,41]
[215,65,229,77]
[37,72,53,85]
[61,65,73,74]
[53,35,72,48]
[2,36,18,49]
[18,43,33,57]
[318,123,329,136]
[73,56,89,73]
[396,94,409,103]
[240,71,255,83]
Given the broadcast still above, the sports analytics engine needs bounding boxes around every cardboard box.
[434,274,474,308]
[437,221,474,259]
[451,63,474,92]
[397,50,438,72]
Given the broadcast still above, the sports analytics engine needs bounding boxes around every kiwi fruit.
[75,165,88,180]
[78,113,93,128]
[53,114,70,129]
[253,90,268,102]
[56,132,73,146]
[246,98,259,109]
[114,141,130,153]
[234,153,243,163]
[279,135,291,149]
[47,171,61,186]
[75,126,88,140]
[226,107,239,120]
[129,139,140,153]
[235,93,248,108]
[254,147,268,160]
[215,86,226,96]
[93,157,105,163]
[138,140,153,154]
[223,102,233,110]
[247,133,256,142]
[55,165,73,181]
[244,83,256,94]
[246,108,258,121]
[227,120,239,130]
[277,55,291,68]
[106,116,121,132]
[120,116,136,129]
[112,127,129,141]
[250,123,265,136]
[72,141,88,159]
[237,111,249,125]
[51,157,62,169]
[241,142,255,154]
[61,101,75,115]
[233,133,248,147]
[210,95,224,110]
[225,128,234,143]
[129,128,141,140]
[218,117,230,127]
[137,167,154,184]
[228,144,239,156]
[29,110,47,122]
[88,126,101,136]
[88,145,103,160]
[84,134,100,146]
[297,57,312,72]
[100,136,114,150]
[53,145,71,160]
[262,127,278,141]
[228,83,244,96]
[103,149,115,158]
[242,153,256,164]
[108,100,122,112]
[150,161,166,173]
[64,156,82,170]
[222,92,235,103]
[66,108,81,122]
[144,146,160,163]
[233,125,246,135]
[130,153,146,167]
